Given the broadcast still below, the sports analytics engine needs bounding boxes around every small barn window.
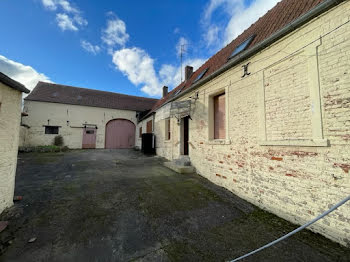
[146,120,153,133]
[45,126,59,134]
[139,127,142,138]
[214,93,226,139]
[165,118,171,140]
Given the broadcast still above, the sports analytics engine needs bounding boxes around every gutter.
[166,0,344,104]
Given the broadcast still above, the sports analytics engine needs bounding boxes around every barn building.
[22,82,158,149]
[0,72,30,213]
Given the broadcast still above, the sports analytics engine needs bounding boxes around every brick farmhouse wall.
[146,2,350,246]
[22,101,138,149]
[0,82,22,213]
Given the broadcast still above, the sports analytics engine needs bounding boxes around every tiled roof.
[25,82,158,112]
[0,72,30,93]
[148,0,325,115]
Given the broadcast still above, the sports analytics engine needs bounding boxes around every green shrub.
[54,135,64,146]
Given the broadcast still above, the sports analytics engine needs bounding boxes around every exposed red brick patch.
[219,161,224,164]
[271,157,283,161]
[291,151,318,157]
[269,166,274,171]
[233,178,237,183]
[342,134,350,141]
[229,168,233,171]
[286,173,297,177]
[200,142,204,144]
[333,163,350,174]
[222,176,227,179]
[216,174,221,177]
[227,155,231,158]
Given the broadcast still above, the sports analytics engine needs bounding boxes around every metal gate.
[105,119,135,149]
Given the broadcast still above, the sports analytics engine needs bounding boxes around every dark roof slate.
[25,82,158,112]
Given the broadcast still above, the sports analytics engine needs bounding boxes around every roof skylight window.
[229,35,255,59]
[194,68,208,82]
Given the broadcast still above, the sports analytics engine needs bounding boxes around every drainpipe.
[165,0,345,105]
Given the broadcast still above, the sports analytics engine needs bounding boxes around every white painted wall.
[22,101,138,149]
[0,82,22,213]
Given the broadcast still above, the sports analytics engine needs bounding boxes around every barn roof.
[144,0,331,118]
[0,72,30,93]
[25,82,158,112]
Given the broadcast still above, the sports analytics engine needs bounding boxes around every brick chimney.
[185,66,193,81]
[162,86,168,97]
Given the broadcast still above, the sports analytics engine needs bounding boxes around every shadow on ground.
[0,149,349,262]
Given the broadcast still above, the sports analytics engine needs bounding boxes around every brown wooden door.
[82,127,97,149]
[105,119,135,149]
[183,116,189,155]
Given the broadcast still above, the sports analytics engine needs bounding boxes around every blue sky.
[0,0,279,98]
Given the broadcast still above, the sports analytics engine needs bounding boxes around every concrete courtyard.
[0,150,349,262]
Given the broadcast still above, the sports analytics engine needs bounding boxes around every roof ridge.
[36,81,159,101]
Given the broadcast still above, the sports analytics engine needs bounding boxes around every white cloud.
[41,0,87,31]
[73,14,88,26]
[102,14,129,48]
[42,0,57,10]
[112,47,206,97]
[204,25,220,47]
[0,55,51,94]
[81,40,101,55]
[41,0,78,13]
[224,0,280,45]
[160,58,206,88]
[202,0,280,47]
[56,13,78,31]
[57,0,78,13]
[112,47,160,96]
[176,37,189,57]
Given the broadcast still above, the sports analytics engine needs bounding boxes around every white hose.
[230,195,350,262]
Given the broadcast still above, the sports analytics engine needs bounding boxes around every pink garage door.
[105,119,136,149]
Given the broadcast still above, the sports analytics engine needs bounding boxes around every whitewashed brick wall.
[146,2,350,246]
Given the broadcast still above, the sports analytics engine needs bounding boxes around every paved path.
[0,150,349,262]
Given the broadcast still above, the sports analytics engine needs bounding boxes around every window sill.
[164,140,172,143]
[259,139,329,147]
[207,139,231,145]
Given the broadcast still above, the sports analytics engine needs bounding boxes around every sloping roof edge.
[25,82,159,112]
[0,72,30,93]
[143,0,343,120]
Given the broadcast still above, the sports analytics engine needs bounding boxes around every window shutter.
[146,120,152,133]
[214,94,225,139]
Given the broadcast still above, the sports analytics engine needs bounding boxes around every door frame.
[180,116,190,155]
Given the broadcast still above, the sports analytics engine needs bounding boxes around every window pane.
[45,126,59,134]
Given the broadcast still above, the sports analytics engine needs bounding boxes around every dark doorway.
[183,116,189,155]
